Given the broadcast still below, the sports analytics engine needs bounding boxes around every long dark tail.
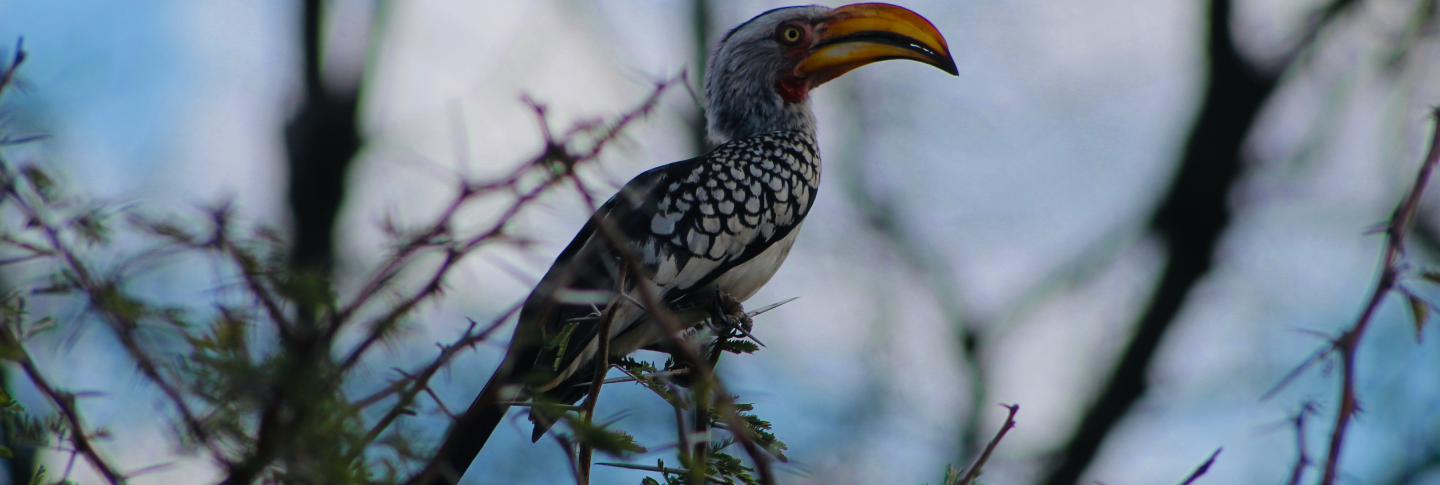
[406,366,513,485]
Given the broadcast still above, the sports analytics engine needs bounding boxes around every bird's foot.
[715,291,754,333]
[708,291,764,347]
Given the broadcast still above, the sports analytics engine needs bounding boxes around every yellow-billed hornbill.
[414,4,954,483]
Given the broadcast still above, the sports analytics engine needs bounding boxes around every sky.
[2,0,1440,484]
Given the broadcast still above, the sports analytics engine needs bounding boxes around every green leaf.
[70,207,112,244]
[720,338,759,355]
[616,356,655,373]
[641,478,661,485]
[1410,294,1430,342]
[710,452,758,485]
[545,321,581,371]
[565,416,647,458]
[20,166,56,204]
[274,269,336,310]
[1422,270,1440,284]
[94,283,148,322]
[722,403,789,462]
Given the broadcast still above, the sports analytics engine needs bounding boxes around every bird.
[409,4,955,484]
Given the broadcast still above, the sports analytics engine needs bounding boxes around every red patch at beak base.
[776,74,809,103]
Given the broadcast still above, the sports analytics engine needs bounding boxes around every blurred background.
[2,0,1440,484]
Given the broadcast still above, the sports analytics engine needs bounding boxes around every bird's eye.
[778,25,803,44]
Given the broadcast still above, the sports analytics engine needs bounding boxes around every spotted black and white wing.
[508,130,819,436]
[630,129,820,306]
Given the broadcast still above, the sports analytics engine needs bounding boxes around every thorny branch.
[1,44,223,473]
[332,75,682,376]
[0,325,125,484]
[210,209,296,342]
[2,162,214,446]
[1313,110,1440,485]
[4,34,781,483]
[340,79,686,485]
[0,42,690,483]
[348,312,513,459]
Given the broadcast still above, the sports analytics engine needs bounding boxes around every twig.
[1177,448,1221,485]
[502,402,585,412]
[553,432,582,485]
[595,462,726,484]
[347,311,512,459]
[352,378,411,410]
[210,210,296,341]
[0,38,24,96]
[578,265,627,484]
[675,403,692,465]
[956,404,1018,485]
[1287,403,1315,485]
[1319,110,1440,485]
[1261,345,1334,401]
[422,386,457,420]
[573,368,691,388]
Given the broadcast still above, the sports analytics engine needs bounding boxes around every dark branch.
[1041,0,1305,481]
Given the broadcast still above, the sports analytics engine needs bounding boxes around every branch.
[333,76,679,375]
[584,215,777,485]
[208,209,296,342]
[1287,403,1315,485]
[0,166,212,447]
[1317,110,1440,485]
[955,404,1018,485]
[1176,448,1221,485]
[0,328,125,484]
[577,265,626,484]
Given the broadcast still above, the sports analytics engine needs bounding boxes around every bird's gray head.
[703,3,958,146]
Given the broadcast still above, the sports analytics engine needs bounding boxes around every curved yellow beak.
[795,3,957,87]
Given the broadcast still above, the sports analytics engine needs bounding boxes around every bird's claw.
[708,291,765,347]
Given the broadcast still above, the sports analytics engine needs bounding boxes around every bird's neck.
[703,74,817,147]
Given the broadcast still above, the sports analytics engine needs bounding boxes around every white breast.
[708,223,802,303]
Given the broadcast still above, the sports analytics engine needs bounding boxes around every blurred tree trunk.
[286,0,360,273]
[690,0,711,156]
[1040,0,1282,482]
[222,0,365,481]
